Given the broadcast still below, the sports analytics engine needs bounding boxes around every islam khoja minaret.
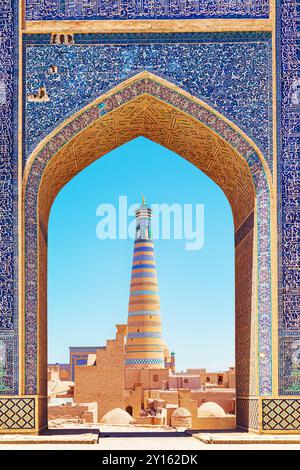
[125,196,165,369]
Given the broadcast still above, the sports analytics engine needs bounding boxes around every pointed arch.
[21,72,276,432]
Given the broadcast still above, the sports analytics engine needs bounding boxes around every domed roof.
[172,407,191,418]
[100,408,135,425]
[198,402,226,418]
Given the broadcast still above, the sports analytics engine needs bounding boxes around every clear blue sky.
[48,137,235,372]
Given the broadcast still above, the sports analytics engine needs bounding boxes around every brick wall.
[74,325,127,421]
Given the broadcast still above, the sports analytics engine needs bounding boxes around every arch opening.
[22,74,273,432]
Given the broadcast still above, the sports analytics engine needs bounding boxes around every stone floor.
[0,437,300,450]
[1,425,300,449]
[0,429,99,445]
[194,431,300,445]
[0,423,185,445]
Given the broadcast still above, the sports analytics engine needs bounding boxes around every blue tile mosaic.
[0,0,19,394]
[25,0,270,21]
[23,32,273,171]
[277,0,300,395]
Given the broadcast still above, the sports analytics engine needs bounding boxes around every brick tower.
[125,196,165,368]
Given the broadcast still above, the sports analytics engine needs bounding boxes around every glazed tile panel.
[23,32,273,170]
[25,0,270,21]
[0,0,19,394]
[277,0,300,394]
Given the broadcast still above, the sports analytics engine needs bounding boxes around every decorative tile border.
[24,76,272,395]
[25,0,270,21]
[0,0,19,395]
[248,152,272,394]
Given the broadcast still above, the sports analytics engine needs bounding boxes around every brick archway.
[21,72,275,432]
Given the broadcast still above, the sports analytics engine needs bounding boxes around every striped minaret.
[125,196,165,369]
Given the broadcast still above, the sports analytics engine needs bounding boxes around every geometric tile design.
[130,290,159,296]
[262,399,300,431]
[0,398,35,429]
[236,398,259,431]
[125,358,164,365]
[25,1,270,21]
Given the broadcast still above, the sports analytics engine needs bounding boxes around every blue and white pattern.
[25,0,270,21]
[0,0,19,395]
[277,0,300,394]
[130,290,159,296]
[125,358,164,365]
